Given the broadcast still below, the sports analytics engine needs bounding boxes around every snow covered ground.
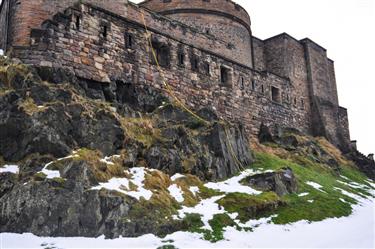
[0,165,19,174]
[1,197,373,248]
[1,158,374,248]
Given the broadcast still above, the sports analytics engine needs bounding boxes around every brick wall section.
[252,37,266,71]
[338,107,351,151]
[6,0,129,47]
[12,3,310,139]
[163,13,253,67]
[0,0,10,50]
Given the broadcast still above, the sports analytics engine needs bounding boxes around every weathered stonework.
[0,0,351,151]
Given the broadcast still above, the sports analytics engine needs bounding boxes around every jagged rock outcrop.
[0,59,254,237]
[0,60,252,181]
[347,151,375,180]
[242,168,298,196]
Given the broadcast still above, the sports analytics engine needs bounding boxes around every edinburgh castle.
[0,0,352,152]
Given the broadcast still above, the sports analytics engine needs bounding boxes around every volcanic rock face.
[0,59,254,238]
[0,61,253,181]
[242,168,298,196]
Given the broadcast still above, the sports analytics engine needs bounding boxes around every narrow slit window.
[252,80,256,90]
[240,77,245,90]
[178,52,184,66]
[125,33,133,48]
[191,56,199,72]
[261,85,264,94]
[102,25,108,39]
[75,16,81,30]
[203,62,210,75]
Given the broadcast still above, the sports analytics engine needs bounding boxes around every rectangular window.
[152,41,170,67]
[252,80,256,90]
[103,25,108,38]
[203,62,210,75]
[261,85,264,94]
[191,56,199,72]
[239,76,245,90]
[178,52,184,66]
[75,16,81,30]
[220,66,232,87]
[271,86,281,103]
[125,33,133,49]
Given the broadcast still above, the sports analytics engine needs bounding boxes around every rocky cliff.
[0,57,374,242]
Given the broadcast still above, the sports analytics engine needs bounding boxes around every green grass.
[251,152,374,224]
[206,213,238,242]
[182,213,238,242]
[216,192,282,223]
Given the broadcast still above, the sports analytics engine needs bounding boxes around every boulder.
[242,168,298,196]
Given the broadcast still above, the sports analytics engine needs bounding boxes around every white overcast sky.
[1,0,373,155]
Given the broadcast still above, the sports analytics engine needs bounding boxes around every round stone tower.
[140,0,254,68]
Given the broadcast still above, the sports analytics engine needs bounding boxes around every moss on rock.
[217,192,283,222]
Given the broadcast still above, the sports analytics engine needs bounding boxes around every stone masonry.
[0,0,352,152]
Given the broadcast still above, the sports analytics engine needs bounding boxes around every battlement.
[0,0,352,151]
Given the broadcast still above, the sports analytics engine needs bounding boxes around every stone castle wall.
[12,3,310,138]
[140,0,253,67]
[0,0,351,150]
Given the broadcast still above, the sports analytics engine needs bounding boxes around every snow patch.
[189,186,199,196]
[307,200,314,203]
[168,184,184,203]
[176,195,225,230]
[306,181,326,193]
[204,168,261,195]
[91,167,153,201]
[100,156,115,165]
[171,173,185,181]
[298,192,309,197]
[0,165,19,174]
[38,154,79,179]
[334,187,362,200]
[337,180,367,190]
[365,180,375,189]
[0,49,4,56]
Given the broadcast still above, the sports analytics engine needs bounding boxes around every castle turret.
[140,0,254,68]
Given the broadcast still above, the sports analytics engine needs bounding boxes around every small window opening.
[261,85,264,94]
[102,25,108,39]
[286,94,290,102]
[152,41,170,67]
[252,80,256,90]
[191,56,199,72]
[239,76,245,90]
[301,99,305,109]
[75,16,81,30]
[203,62,210,75]
[294,97,297,106]
[220,66,232,86]
[125,33,133,48]
[178,52,184,66]
[271,87,281,103]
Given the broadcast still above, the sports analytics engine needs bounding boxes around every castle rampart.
[0,0,351,151]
